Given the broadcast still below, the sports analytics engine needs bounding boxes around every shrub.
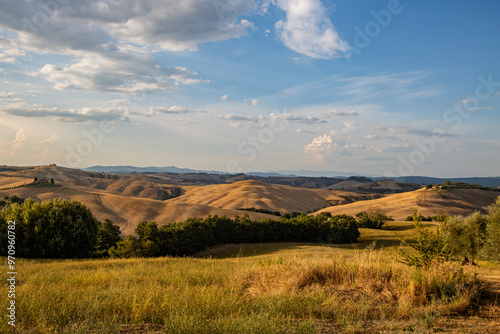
[356,207,392,229]
[0,198,99,258]
[397,209,450,268]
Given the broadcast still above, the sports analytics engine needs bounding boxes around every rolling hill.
[314,186,499,221]
[1,165,498,235]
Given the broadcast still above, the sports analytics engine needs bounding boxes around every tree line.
[0,197,359,259]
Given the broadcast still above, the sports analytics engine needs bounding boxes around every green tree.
[109,235,140,258]
[446,212,488,264]
[0,198,99,258]
[480,196,500,261]
[95,218,122,257]
[397,209,449,268]
[356,207,392,229]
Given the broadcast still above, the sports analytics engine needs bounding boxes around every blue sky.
[0,0,499,177]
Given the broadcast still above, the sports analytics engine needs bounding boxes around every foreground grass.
[2,222,499,333]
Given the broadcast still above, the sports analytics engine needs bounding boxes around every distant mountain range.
[82,166,500,188]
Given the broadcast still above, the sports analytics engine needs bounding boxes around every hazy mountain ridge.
[82,165,500,188]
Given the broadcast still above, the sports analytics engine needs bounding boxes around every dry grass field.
[1,166,500,332]
[2,222,499,333]
[315,187,499,221]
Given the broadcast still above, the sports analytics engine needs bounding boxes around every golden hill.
[2,166,499,235]
[314,187,499,220]
[0,183,278,235]
[168,180,332,213]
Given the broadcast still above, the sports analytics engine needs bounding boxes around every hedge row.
[111,213,360,258]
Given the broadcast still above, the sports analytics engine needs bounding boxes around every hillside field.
[2,222,499,333]
[0,165,498,235]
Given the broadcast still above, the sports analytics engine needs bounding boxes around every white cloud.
[0,37,25,63]
[251,99,261,106]
[336,72,443,100]
[0,0,253,93]
[270,113,326,124]
[41,133,59,144]
[149,106,207,115]
[304,134,343,162]
[35,57,205,93]
[0,102,127,122]
[322,109,359,117]
[215,114,259,122]
[220,95,229,101]
[274,0,349,59]
[11,129,29,153]
[0,92,15,100]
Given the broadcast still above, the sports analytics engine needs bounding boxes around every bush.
[356,207,392,229]
[397,209,450,268]
[0,198,100,258]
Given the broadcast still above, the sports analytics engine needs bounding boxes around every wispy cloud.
[321,109,359,117]
[335,72,443,100]
[0,103,127,122]
[214,114,260,122]
[149,106,207,115]
[270,113,326,124]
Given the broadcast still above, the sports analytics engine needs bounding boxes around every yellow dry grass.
[169,180,331,213]
[314,187,498,220]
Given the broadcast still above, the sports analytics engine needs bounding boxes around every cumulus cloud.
[0,103,127,122]
[1,0,257,52]
[304,134,344,162]
[274,0,349,59]
[35,56,205,93]
[251,99,261,106]
[0,0,254,93]
[220,95,229,101]
[0,128,58,156]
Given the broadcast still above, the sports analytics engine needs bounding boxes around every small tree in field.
[397,209,449,268]
[481,197,500,261]
[356,206,392,229]
[446,212,488,264]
